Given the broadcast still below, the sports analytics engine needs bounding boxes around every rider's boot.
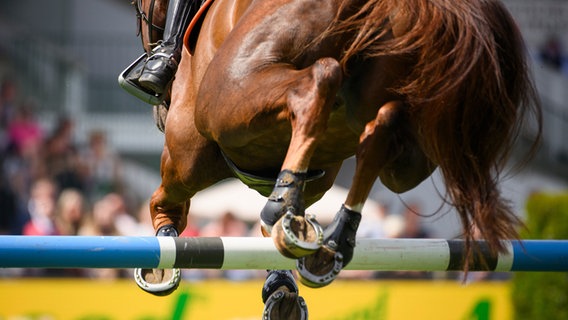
[138,0,195,95]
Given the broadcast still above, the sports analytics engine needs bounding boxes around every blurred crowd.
[0,77,506,283]
[539,34,568,77]
[0,77,138,278]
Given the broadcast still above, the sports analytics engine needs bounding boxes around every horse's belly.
[225,124,358,174]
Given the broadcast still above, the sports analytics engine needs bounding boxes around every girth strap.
[220,150,325,197]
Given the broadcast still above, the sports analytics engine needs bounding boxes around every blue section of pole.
[511,240,568,272]
[0,236,162,268]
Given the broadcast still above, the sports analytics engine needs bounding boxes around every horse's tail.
[335,0,542,263]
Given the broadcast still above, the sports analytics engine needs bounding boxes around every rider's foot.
[139,42,179,95]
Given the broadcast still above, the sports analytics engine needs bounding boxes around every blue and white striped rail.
[0,236,566,272]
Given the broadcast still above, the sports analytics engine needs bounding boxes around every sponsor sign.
[0,279,511,319]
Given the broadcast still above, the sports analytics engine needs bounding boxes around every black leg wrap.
[262,270,308,320]
[322,205,361,267]
[262,270,298,303]
[260,170,307,228]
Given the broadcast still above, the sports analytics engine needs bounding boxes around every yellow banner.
[0,279,511,319]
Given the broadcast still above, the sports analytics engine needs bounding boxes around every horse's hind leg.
[262,270,308,320]
[346,101,435,205]
[297,101,435,288]
[260,57,343,259]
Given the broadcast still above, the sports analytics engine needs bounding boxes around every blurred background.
[0,0,567,258]
[0,1,567,319]
[0,0,566,236]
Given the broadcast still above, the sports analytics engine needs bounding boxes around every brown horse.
[131,0,540,316]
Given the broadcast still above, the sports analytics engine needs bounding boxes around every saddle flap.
[183,0,215,54]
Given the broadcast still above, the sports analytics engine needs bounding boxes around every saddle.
[183,0,215,54]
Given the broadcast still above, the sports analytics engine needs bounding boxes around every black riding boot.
[139,0,196,95]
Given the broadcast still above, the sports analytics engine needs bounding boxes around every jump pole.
[0,236,566,272]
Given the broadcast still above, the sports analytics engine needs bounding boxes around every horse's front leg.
[297,101,436,287]
[260,57,343,259]
[135,102,232,296]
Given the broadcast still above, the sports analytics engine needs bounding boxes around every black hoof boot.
[260,170,307,235]
[134,224,181,296]
[297,205,361,288]
[262,270,308,320]
[260,170,323,259]
[321,205,361,266]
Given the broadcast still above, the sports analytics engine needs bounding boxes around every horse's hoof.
[271,211,323,259]
[134,267,181,296]
[296,246,343,288]
[295,205,361,287]
[135,224,181,296]
[263,286,308,320]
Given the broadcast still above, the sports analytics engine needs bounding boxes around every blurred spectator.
[399,202,431,239]
[200,211,249,237]
[356,203,389,238]
[0,79,17,125]
[133,199,155,236]
[79,193,137,237]
[0,78,18,152]
[54,188,86,236]
[180,215,201,237]
[43,116,86,192]
[22,178,58,236]
[106,193,139,236]
[6,101,43,159]
[3,101,44,202]
[80,130,124,202]
[539,35,565,72]
[0,175,17,235]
